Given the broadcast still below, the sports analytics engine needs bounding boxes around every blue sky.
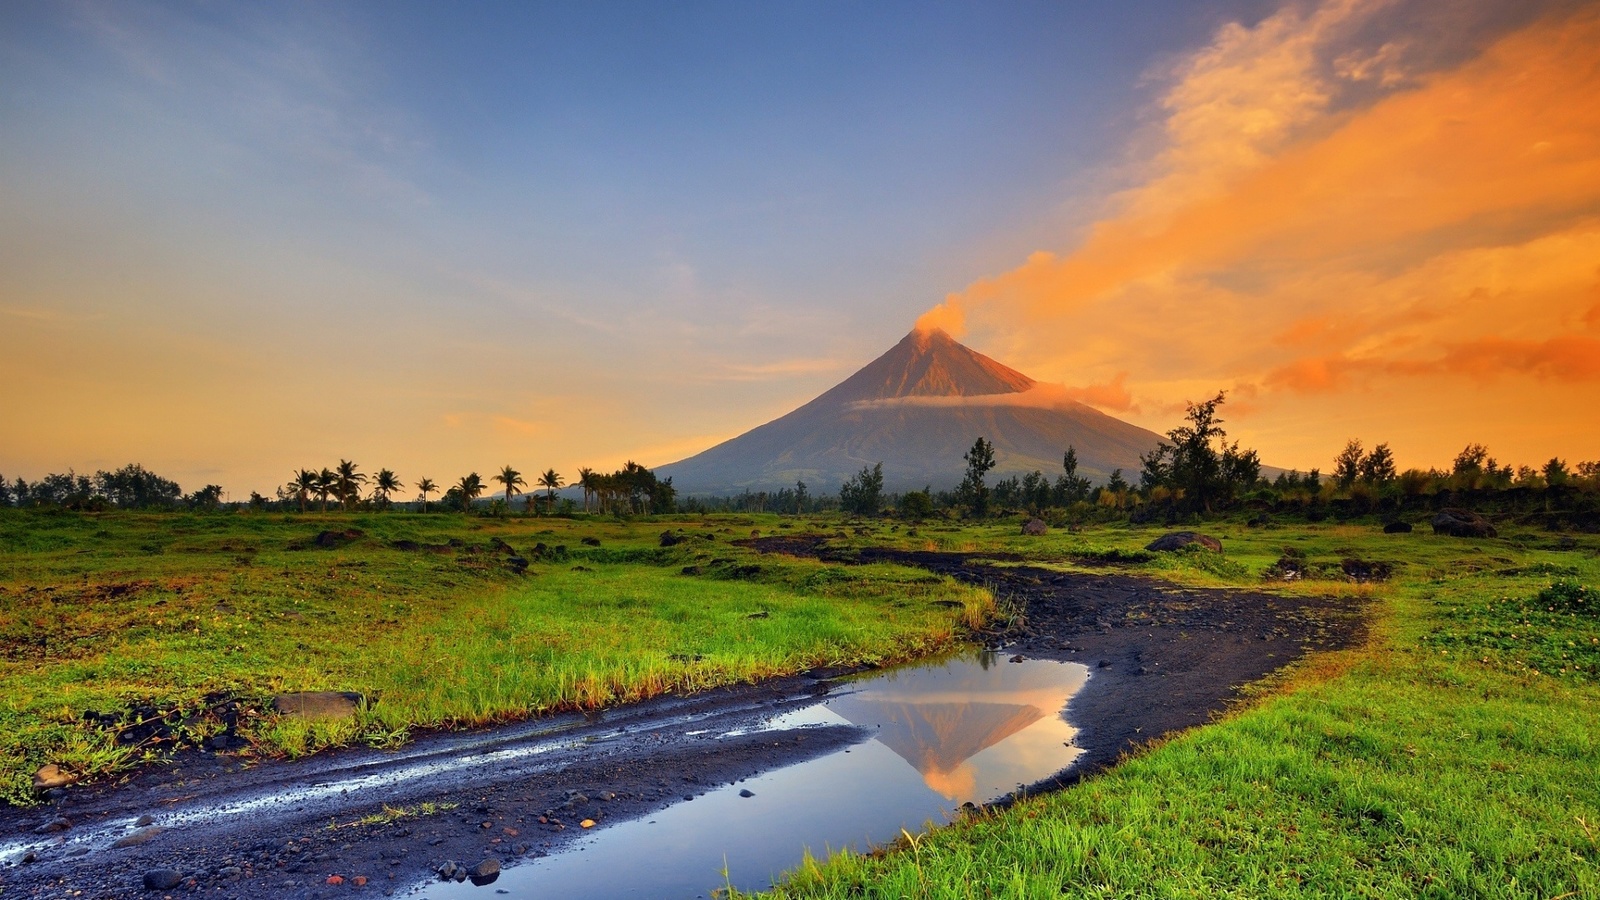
[4,0,1596,495]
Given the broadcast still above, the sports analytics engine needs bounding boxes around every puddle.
[412,651,1088,899]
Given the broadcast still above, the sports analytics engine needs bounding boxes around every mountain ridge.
[658,327,1163,495]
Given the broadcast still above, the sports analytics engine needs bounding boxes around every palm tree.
[538,468,564,512]
[456,472,484,513]
[292,469,318,513]
[576,467,596,513]
[416,477,436,513]
[493,465,527,508]
[335,459,366,511]
[372,469,401,509]
[315,468,337,512]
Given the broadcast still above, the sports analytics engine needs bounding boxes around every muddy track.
[0,542,1366,899]
[749,537,1368,789]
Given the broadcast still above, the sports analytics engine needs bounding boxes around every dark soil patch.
[750,540,1368,787]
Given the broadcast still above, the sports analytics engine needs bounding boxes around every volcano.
[658,327,1163,495]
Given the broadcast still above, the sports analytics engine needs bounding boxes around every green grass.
[733,519,1600,899]
[7,509,1598,897]
[0,510,990,804]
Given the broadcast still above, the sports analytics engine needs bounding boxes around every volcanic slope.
[659,327,1163,494]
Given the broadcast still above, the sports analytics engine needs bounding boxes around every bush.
[1538,580,1597,617]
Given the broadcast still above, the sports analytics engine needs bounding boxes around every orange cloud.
[923,1,1600,469]
[1062,372,1138,413]
[1432,336,1600,383]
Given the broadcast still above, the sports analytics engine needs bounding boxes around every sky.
[2,0,1597,497]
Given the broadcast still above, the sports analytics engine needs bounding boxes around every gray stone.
[33,817,71,834]
[114,826,165,848]
[1021,518,1048,536]
[1144,531,1222,552]
[270,691,365,720]
[143,868,182,891]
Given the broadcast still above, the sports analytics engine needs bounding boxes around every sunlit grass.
[0,510,990,804]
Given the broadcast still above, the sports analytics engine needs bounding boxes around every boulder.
[32,764,77,793]
[270,691,365,720]
[1432,508,1497,538]
[467,857,501,885]
[1144,531,1222,553]
[143,869,183,891]
[1021,518,1048,536]
[312,529,362,549]
[659,530,683,547]
[1382,521,1413,534]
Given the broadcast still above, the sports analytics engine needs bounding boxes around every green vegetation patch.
[0,511,991,805]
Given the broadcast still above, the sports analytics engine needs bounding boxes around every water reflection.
[413,651,1088,900]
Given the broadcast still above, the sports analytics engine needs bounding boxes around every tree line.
[0,459,675,516]
[0,464,222,511]
[828,391,1599,523]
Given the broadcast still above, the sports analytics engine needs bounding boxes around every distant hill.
[658,327,1164,495]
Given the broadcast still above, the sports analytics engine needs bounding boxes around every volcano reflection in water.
[414,651,1088,900]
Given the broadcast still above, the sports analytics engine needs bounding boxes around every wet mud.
[0,541,1365,899]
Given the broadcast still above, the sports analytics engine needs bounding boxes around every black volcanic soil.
[0,541,1365,899]
[745,536,1367,788]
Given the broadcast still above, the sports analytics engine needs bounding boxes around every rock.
[113,826,165,848]
[659,530,683,547]
[738,789,755,798]
[579,818,596,829]
[135,814,156,827]
[681,565,702,576]
[1144,531,1222,552]
[143,868,183,891]
[1432,508,1497,538]
[1382,520,1413,534]
[437,861,458,880]
[581,536,601,547]
[32,764,77,792]
[270,691,365,720]
[506,556,529,573]
[1021,518,1048,536]
[217,866,242,878]
[33,817,71,834]
[312,528,362,549]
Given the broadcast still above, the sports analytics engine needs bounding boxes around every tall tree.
[576,467,596,513]
[334,460,366,510]
[794,480,809,514]
[494,465,527,507]
[839,463,885,516]
[1359,444,1397,484]
[1058,446,1091,504]
[455,472,485,513]
[292,469,318,513]
[372,469,401,509]
[538,468,564,511]
[416,477,436,513]
[1138,392,1258,512]
[1333,440,1364,489]
[315,468,337,512]
[958,437,997,517]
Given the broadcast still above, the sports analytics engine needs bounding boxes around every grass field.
[736,519,1600,899]
[4,510,1597,898]
[0,510,991,805]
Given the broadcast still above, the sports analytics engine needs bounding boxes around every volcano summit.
[660,328,1163,495]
